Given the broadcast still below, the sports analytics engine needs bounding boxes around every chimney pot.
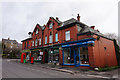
[56,17,59,20]
[77,14,80,21]
[90,26,95,29]
[96,29,99,32]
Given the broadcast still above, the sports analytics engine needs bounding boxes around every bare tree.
[104,33,118,40]
[104,33,119,46]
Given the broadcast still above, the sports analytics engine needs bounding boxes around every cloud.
[1,0,118,43]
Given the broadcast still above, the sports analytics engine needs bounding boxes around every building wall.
[93,35,118,67]
[43,18,60,47]
[22,39,32,50]
[32,24,43,48]
[77,35,92,40]
[58,25,78,43]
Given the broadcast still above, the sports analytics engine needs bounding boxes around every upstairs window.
[35,38,38,46]
[65,31,70,41]
[61,23,64,27]
[24,42,26,48]
[32,40,34,47]
[36,29,39,34]
[55,33,58,42]
[49,32,52,43]
[45,36,47,44]
[77,26,82,32]
[27,41,29,48]
[49,22,53,29]
[39,38,41,45]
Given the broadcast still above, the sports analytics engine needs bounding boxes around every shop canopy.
[61,38,95,48]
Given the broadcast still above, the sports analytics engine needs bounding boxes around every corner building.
[21,14,118,68]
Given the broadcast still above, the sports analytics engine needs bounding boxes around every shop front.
[30,48,44,62]
[48,46,60,65]
[62,38,95,67]
[22,49,31,61]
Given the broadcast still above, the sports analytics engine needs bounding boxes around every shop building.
[21,14,118,68]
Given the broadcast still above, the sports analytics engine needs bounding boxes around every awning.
[22,49,30,53]
[62,38,95,48]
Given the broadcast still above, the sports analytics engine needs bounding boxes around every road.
[2,59,94,78]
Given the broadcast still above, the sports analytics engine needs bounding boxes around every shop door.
[74,47,80,67]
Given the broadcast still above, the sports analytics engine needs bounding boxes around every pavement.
[6,59,120,79]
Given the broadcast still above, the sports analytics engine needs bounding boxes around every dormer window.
[49,22,53,29]
[36,29,39,34]
[61,23,64,27]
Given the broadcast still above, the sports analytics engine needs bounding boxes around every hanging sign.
[40,52,43,55]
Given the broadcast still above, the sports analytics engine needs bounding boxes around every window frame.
[49,22,53,29]
[49,32,52,43]
[32,40,34,47]
[39,38,41,45]
[45,36,47,44]
[65,31,70,41]
[55,33,58,42]
[35,38,38,46]
[36,29,39,34]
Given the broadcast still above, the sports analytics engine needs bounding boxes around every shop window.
[70,48,74,64]
[80,47,89,65]
[65,31,70,41]
[45,36,47,44]
[64,48,70,64]
[39,38,41,45]
[55,33,58,42]
[49,32,52,43]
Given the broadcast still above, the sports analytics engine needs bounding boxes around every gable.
[33,24,43,33]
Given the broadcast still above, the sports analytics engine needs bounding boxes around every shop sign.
[40,52,43,55]
[54,50,59,53]
[62,41,94,47]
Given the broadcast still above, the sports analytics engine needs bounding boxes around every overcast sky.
[1,0,119,43]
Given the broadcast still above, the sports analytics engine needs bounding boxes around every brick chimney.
[96,29,99,32]
[77,14,80,21]
[90,26,95,29]
[56,17,59,20]
[8,37,10,40]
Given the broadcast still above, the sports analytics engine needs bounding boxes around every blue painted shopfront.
[62,38,95,67]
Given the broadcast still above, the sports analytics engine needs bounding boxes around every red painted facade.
[21,15,118,68]
[43,17,60,46]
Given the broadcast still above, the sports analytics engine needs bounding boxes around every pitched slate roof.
[21,37,32,42]
[78,26,112,40]
[37,24,45,30]
[56,17,112,40]
[56,18,88,30]
[50,17,62,24]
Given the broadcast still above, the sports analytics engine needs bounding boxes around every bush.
[98,66,120,72]
[2,54,8,58]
